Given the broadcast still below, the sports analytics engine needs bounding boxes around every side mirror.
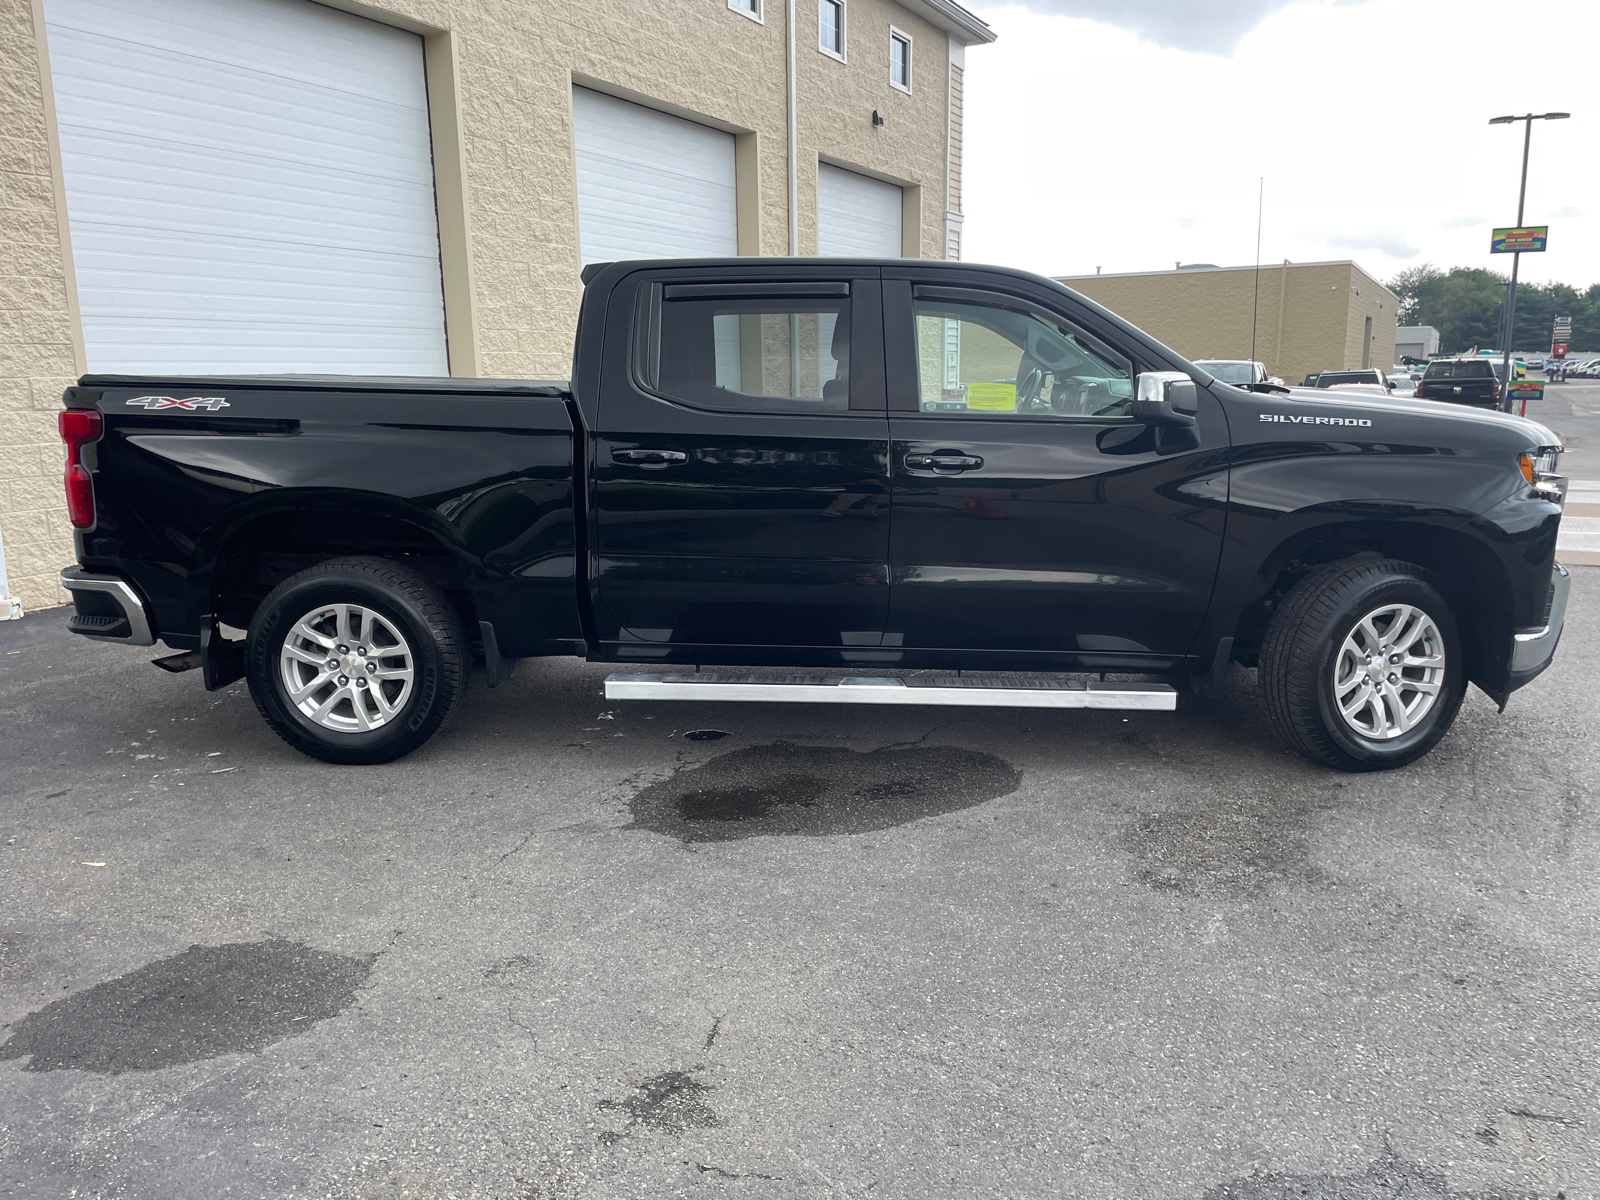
[1133,371,1199,427]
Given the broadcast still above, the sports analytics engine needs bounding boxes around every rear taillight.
[1413,381,1425,398]
[1490,380,1501,401]
[59,409,102,529]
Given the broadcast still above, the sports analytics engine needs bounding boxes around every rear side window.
[1423,361,1493,379]
[643,285,850,413]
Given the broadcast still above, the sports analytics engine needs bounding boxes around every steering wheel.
[1016,366,1045,409]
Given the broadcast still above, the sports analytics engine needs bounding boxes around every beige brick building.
[1057,261,1399,390]
[1,0,993,613]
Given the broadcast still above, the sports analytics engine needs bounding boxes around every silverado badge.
[125,396,230,411]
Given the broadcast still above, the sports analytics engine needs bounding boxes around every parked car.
[1315,369,1392,391]
[1414,358,1501,408]
[1192,359,1286,389]
[56,258,1569,773]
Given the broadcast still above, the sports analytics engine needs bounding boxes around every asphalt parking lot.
[2,572,1598,1200]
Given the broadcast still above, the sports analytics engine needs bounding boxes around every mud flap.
[199,615,245,691]
[479,620,518,688]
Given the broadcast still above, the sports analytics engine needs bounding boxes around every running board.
[604,672,1177,710]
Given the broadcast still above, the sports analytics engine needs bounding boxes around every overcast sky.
[959,0,1595,290]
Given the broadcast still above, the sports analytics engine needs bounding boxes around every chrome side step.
[604,672,1177,710]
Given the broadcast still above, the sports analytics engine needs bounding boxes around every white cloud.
[992,0,1298,53]
[1318,231,1421,259]
[960,0,1599,288]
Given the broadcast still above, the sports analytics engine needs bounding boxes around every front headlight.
[1519,445,1565,503]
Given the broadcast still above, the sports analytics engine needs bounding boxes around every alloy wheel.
[1331,603,1447,740]
[278,602,415,733]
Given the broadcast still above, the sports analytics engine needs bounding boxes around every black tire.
[1259,557,1466,772]
[246,556,466,764]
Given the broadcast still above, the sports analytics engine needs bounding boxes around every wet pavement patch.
[0,939,374,1074]
[622,742,1022,842]
[597,1069,722,1136]
[1120,784,1343,899]
[1203,1147,1538,1199]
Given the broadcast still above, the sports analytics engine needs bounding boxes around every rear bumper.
[1507,561,1570,691]
[60,567,156,647]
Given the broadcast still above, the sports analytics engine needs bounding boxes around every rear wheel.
[1259,558,1466,771]
[246,557,466,764]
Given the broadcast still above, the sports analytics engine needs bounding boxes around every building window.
[729,0,762,24]
[819,0,845,60]
[889,27,912,93]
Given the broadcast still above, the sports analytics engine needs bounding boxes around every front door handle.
[905,452,984,472]
[613,448,688,469]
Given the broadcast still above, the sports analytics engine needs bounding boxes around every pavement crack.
[876,720,952,752]
[498,831,537,864]
[703,1015,724,1050]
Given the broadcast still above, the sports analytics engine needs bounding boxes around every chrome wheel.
[1331,603,1446,740]
[278,603,414,733]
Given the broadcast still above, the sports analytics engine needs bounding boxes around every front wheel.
[1259,558,1466,772]
[246,557,466,764]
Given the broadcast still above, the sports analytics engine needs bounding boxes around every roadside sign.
[1553,342,1569,356]
[1508,378,1544,415]
[1491,226,1548,253]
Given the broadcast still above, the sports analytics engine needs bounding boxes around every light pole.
[1489,111,1569,410]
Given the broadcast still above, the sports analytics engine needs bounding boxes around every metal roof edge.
[896,0,996,44]
[1057,259,1398,297]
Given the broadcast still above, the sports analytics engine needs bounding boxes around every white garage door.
[572,88,737,266]
[44,0,449,375]
[818,164,903,257]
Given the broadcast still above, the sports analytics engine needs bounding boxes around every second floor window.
[819,0,844,58]
[889,29,911,92]
[729,0,761,22]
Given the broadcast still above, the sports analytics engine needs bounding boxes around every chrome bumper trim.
[1510,562,1570,674]
[59,567,157,647]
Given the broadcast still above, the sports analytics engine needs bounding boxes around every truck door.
[591,268,891,657]
[880,272,1230,669]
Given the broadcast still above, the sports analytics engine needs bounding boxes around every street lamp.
[1489,112,1570,410]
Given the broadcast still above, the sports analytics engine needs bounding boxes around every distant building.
[1055,261,1398,387]
[1396,326,1442,363]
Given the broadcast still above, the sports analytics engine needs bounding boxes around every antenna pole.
[1250,177,1264,383]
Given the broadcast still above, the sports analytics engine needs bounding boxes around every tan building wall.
[0,0,991,612]
[1057,261,1399,388]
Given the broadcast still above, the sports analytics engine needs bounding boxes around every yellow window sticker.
[963,382,1017,411]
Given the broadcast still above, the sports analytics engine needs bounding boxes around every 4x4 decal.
[125,396,230,411]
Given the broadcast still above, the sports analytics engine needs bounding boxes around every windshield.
[1316,371,1380,387]
[1424,361,1494,379]
[1194,361,1257,385]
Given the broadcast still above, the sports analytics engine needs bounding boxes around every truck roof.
[78,374,571,396]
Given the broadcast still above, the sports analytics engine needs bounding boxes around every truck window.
[652,294,850,413]
[913,297,1133,419]
[1423,361,1493,379]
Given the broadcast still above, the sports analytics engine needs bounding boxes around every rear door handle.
[613,448,688,468]
[904,452,984,472]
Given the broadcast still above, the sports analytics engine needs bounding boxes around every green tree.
[1388,266,1600,354]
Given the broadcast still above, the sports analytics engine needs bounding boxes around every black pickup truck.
[57,259,1570,772]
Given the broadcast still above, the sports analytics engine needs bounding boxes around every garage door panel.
[45,0,449,375]
[573,87,737,265]
[818,163,903,258]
